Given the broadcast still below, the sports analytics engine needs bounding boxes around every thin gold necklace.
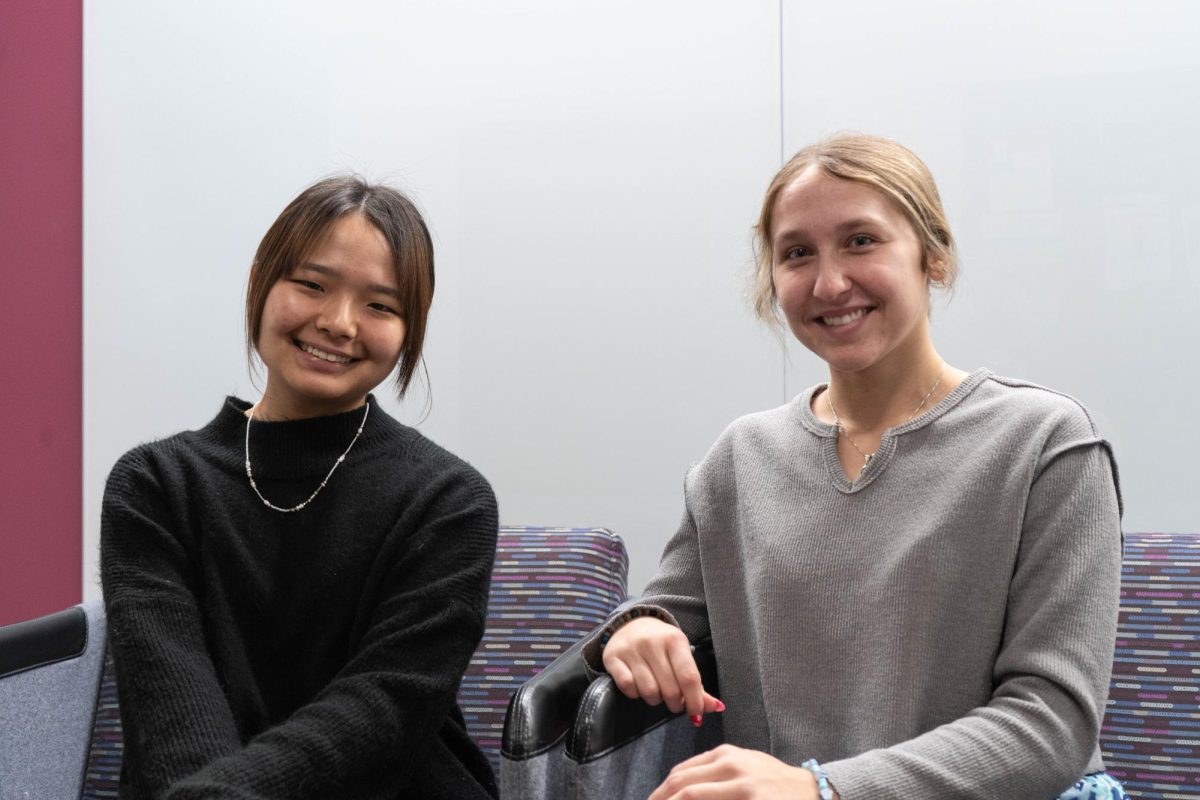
[826,363,946,477]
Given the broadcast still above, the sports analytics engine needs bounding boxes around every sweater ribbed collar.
[198,394,395,481]
[796,368,991,493]
[796,368,990,439]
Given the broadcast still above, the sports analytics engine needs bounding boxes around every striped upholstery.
[81,649,121,799]
[1102,533,1200,799]
[77,524,628,794]
[461,525,628,774]
[84,530,1200,794]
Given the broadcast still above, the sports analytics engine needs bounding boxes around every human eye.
[289,278,323,292]
[368,302,400,315]
[782,245,811,261]
[848,234,876,248]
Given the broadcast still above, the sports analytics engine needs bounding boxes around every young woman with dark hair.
[101,176,498,799]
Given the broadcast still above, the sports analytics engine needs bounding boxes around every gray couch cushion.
[0,601,107,800]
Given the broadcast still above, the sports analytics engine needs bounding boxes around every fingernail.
[689,714,703,727]
[714,700,726,712]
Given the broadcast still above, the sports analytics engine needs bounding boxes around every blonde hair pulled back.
[751,133,957,324]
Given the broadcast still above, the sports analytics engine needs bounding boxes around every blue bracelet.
[801,759,834,800]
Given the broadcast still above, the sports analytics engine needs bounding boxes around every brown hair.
[245,175,435,397]
[751,133,957,324]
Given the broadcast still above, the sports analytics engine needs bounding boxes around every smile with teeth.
[819,308,870,327]
[297,341,353,364]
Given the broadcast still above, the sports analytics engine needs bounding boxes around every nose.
[812,256,852,301]
[316,296,357,339]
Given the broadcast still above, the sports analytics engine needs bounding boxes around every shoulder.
[727,399,800,438]
[712,393,808,456]
[103,402,239,512]
[390,421,486,479]
[104,431,199,503]
[99,433,208,570]
[362,420,498,594]
[368,412,497,514]
[966,373,1104,447]
[684,395,807,493]
[963,374,1119,502]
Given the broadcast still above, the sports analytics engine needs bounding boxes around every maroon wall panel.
[0,0,83,625]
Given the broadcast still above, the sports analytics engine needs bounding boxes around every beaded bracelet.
[801,759,834,800]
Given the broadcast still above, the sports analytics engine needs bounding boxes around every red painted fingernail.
[714,700,726,712]
[689,714,703,727]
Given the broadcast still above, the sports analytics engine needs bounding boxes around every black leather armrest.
[567,640,718,764]
[0,606,88,680]
[502,635,597,760]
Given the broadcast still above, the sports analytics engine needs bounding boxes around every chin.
[817,349,888,375]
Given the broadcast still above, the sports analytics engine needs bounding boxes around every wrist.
[584,604,679,675]
[800,758,834,800]
[599,605,678,648]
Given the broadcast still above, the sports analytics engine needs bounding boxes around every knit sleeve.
[100,449,244,795]
[639,478,712,643]
[580,461,716,675]
[162,467,499,800]
[823,439,1122,798]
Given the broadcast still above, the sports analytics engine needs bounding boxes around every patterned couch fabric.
[1102,533,1200,799]
[81,650,121,799]
[462,526,629,774]
[85,531,1200,797]
[80,525,629,795]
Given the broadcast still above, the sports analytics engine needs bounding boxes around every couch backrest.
[1101,532,1200,799]
[461,525,629,774]
[19,530,1192,797]
[0,602,107,800]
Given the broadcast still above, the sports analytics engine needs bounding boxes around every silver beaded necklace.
[826,363,945,477]
[244,402,370,513]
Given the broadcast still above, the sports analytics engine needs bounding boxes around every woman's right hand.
[601,617,724,723]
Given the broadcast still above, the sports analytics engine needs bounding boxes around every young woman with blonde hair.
[597,135,1126,799]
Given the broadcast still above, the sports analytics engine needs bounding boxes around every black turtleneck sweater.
[100,397,499,799]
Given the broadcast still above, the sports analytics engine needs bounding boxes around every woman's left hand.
[646,744,834,800]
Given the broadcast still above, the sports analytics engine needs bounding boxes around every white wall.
[780,0,1200,535]
[83,0,782,599]
[84,1,1200,601]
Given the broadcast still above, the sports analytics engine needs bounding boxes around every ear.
[925,258,948,286]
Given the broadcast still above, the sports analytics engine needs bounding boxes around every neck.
[252,386,369,422]
[825,344,947,431]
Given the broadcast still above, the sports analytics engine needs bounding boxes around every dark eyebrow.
[295,262,400,299]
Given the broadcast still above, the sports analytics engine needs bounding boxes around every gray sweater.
[636,369,1122,798]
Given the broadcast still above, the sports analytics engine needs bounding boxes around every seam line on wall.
[779,0,788,405]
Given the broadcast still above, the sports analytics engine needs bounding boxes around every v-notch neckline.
[801,369,991,494]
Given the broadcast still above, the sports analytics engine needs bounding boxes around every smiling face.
[254,213,407,419]
[771,167,939,377]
